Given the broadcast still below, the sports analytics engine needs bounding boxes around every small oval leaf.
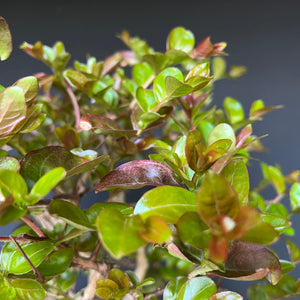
[134,186,196,223]
[96,160,183,192]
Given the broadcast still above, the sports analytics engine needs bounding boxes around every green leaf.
[185,130,202,171]
[136,88,158,112]
[286,238,300,262]
[64,69,92,91]
[108,269,130,289]
[0,157,20,172]
[207,123,236,151]
[96,160,183,192]
[239,221,279,244]
[86,202,133,226]
[167,27,195,54]
[290,182,300,213]
[1,241,53,274]
[13,104,45,134]
[97,208,147,259]
[221,160,249,206]
[132,62,153,87]
[49,200,93,230]
[0,17,12,61]
[197,171,240,226]
[0,286,16,300]
[177,212,210,249]
[209,291,243,300]
[212,57,226,79]
[139,215,172,243]
[153,67,183,103]
[0,205,27,225]
[177,277,216,300]
[143,52,169,74]
[57,268,77,292]
[165,76,193,99]
[185,63,210,81]
[224,97,244,124]
[261,163,285,194]
[13,76,39,105]
[279,259,295,275]
[247,284,267,300]
[29,167,66,203]
[261,213,291,234]
[11,279,46,300]
[0,86,26,138]
[163,277,188,300]
[0,169,28,204]
[134,186,197,223]
[37,248,74,276]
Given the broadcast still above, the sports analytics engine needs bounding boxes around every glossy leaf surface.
[221,160,249,206]
[134,186,196,223]
[197,171,240,226]
[11,279,46,300]
[97,208,146,258]
[1,241,53,274]
[167,27,195,53]
[0,17,12,61]
[49,199,93,230]
[177,276,216,300]
[96,160,183,191]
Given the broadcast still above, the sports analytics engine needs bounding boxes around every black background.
[1,0,300,297]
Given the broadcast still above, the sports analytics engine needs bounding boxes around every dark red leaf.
[212,241,281,284]
[96,160,184,192]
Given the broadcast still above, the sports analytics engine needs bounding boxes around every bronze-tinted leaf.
[80,113,136,138]
[96,160,184,192]
[197,171,240,226]
[0,17,12,61]
[20,146,108,182]
[213,241,282,285]
[0,86,26,137]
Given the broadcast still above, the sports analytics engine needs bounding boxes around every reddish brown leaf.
[80,113,137,138]
[191,37,226,59]
[209,235,228,263]
[96,160,184,192]
[236,124,252,149]
[212,241,282,284]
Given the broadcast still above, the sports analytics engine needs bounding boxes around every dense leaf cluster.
[0,16,300,299]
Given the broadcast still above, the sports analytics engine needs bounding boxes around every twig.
[21,217,47,238]
[90,241,102,261]
[72,256,109,276]
[9,235,44,284]
[0,234,47,243]
[144,288,164,300]
[66,85,81,131]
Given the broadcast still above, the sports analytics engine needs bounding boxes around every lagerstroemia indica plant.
[0,16,300,300]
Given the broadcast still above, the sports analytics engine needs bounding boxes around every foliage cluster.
[0,16,300,299]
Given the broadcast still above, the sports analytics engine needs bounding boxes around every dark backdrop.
[1,0,300,297]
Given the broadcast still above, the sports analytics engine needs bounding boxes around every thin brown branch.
[144,288,164,300]
[10,235,44,284]
[0,234,48,243]
[72,256,109,276]
[90,241,102,261]
[21,217,47,238]
[66,85,81,131]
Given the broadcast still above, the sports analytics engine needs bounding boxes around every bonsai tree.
[0,16,300,299]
